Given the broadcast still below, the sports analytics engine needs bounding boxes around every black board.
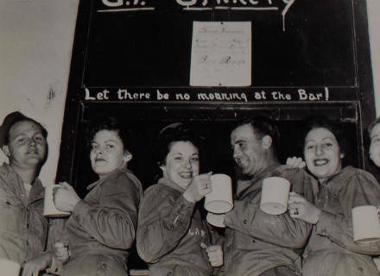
[57,0,375,270]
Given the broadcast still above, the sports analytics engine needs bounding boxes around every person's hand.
[183,172,212,203]
[201,243,223,267]
[22,252,52,276]
[286,157,306,169]
[54,242,70,264]
[288,192,321,224]
[53,182,80,212]
[44,242,70,275]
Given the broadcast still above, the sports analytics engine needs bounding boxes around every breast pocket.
[0,195,24,232]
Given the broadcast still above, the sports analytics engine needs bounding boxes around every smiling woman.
[303,120,344,184]
[287,116,380,276]
[136,122,223,276]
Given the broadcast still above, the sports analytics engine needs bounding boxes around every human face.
[161,141,199,190]
[231,124,267,176]
[5,120,47,170]
[370,123,380,167]
[304,127,342,182]
[90,130,127,177]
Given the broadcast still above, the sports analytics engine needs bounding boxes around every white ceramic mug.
[352,205,380,243]
[206,212,226,228]
[43,184,71,217]
[260,176,290,215]
[204,174,233,214]
[0,258,20,276]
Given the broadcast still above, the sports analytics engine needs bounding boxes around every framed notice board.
[57,0,375,269]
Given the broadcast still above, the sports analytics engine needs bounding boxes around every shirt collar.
[158,177,185,193]
[236,163,282,197]
[87,166,130,191]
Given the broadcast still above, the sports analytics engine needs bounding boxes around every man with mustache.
[0,112,63,276]
[222,117,315,276]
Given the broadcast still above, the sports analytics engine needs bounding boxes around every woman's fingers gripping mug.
[260,176,291,215]
[44,184,71,217]
[204,174,233,214]
[352,205,380,243]
[0,258,20,276]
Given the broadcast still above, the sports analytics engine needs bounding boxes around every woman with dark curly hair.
[53,116,143,276]
[136,122,223,276]
[288,117,380,276]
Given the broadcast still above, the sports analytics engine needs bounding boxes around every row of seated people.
[1,111,380,276]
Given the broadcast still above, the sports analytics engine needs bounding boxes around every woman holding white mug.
[136,123,223,276]
[53,117,143,276]
[288,117,380,276]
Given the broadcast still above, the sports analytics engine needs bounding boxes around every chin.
[25,159,43,166]
[373,160,380,168]
[93,167,111,176]
[314,171,331,180]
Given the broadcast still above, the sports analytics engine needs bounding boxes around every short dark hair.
[0,112,47,146]
[89,116,131,153]
[155,122,204,166]
[302,116,345,155]
[234,116,280,157]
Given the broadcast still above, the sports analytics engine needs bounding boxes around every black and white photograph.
[1,0,380,275]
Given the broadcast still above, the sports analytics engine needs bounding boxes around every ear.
[123,151,133,163]
[261,135,272,150]
[340,152,345,159]
[2,145,10,157]
[159,164,166,174]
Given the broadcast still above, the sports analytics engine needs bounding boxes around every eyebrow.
[171,152,199,156]
[14,132,43,139]
[233,139,246,144]
[322,137,335,141]
[305,137,335,143]
[92,139,118,143]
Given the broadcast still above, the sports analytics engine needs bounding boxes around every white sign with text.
[190,21,251,87]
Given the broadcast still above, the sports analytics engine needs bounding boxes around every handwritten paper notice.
[190,21,251,87]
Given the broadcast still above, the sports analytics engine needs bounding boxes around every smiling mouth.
[95,158,106,162]
[235,158,248,168]
[314,159,329,166]
[179,172,192,178]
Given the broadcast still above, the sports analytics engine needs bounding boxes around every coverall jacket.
[302,166,380,276]
[137,177,220,276]
[0,163,63,265]
[62,167,143,276]
[223,164,314,276]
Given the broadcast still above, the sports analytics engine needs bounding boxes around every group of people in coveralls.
[1,110,380,276]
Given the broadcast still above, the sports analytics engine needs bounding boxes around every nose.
[233,145,241,159]
[183,159,192,169]
[315,144,323,156]
[94,147,104,155]
[28,137,36,146]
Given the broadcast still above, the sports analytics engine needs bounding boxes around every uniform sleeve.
[315,170,380,255]
[225,168,313,248]
[136,185,195,263]
[70,173,141,250]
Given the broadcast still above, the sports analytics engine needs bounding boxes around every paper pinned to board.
[190,21,252,87]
